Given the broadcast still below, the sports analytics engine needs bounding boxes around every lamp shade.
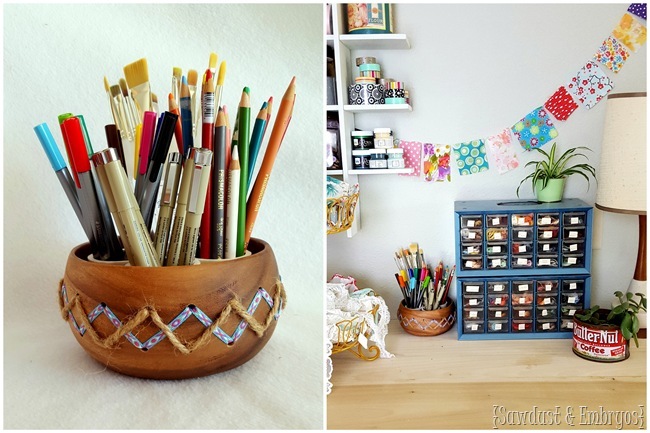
[595,92,647,215]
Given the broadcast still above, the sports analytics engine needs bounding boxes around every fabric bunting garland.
[453,140,489,176]
[423,143,451,182]
[392,3,645,182]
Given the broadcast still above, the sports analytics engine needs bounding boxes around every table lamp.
[595,92,646,329]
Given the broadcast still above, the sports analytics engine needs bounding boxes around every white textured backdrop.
[327,4,647,317]
[3,3,324,429]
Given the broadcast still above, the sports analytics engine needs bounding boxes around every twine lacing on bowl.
[58,278,286,355]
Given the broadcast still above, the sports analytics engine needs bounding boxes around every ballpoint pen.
[140,111,178,230]
[153,152,183,263]
[178,148,213,266]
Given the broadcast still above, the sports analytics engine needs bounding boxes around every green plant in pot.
[573,291,647,362]
[516,142,596,202]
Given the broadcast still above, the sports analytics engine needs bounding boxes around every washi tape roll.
[385,97,406,104]
[356,56,377,66]
[355,76,376,84]
[348,83,386,105]
[359,63,381,72]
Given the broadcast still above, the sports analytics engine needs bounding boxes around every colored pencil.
[211,108,227,259]
[225,145,240,259]
[245,77,296,246]
[247,101,268,189]
[236,88,251,257]
[199,69,215,259]
[168,93,184,154]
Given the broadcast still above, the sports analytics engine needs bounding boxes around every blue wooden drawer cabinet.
[454,199,592,340]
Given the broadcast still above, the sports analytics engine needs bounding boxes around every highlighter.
[178,148,213,266]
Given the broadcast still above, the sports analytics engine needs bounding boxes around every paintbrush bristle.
[187,69,198,86]
[209,52,218,70]
[152,93,158,104]
[118,78,129,96]
[110,85,121,98]
[104,76,110,92]
[123,58,149,88]
[217,61,226,85]
[173,67,182,78]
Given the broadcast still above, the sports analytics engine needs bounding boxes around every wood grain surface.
[328,321,646,429]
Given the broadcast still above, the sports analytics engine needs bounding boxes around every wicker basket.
[326,192,359,235]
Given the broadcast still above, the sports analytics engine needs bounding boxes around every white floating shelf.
[343,104,412,113]
[327,169,344,175]
[339,34,411,50]
[349,168,414,175]
[326,105,340,111]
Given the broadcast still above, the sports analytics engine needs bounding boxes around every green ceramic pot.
[535,178,565,203]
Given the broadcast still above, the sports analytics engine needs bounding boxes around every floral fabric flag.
[485,129,519,174]
[612,13,647,52]
[511,106,558,151]
[593,35,630,73]
[544,86,579,121]
[452,140,489,176]
[422,143,452,182]
[398,140,422,177]
[628,3,647,20]
[566,61,615,109]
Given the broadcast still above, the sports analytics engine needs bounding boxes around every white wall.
[327,4,647,317]
[3,3,323,429]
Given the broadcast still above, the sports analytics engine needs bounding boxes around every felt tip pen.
[140,111,178,230]
[33,123,86,237]
[153,152,183,264]
[135,111,157,203]
[178,148,213,266]
[166,147,197,266]
[93,148,160,267]
[60,116,110,261]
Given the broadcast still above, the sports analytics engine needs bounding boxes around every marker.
[140,111,178,229]
[60,116,110,260]
[33,123,86,239]
[178,148,213,265]
[166,147,197,266]
[153,152,182,263]
[93,148,160,266]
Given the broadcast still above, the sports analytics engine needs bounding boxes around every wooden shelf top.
[339,33,411,50]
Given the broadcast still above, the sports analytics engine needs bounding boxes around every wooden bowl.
[59,238,285,379]
[397,301,456,336]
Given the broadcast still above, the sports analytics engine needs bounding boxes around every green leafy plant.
[516,142,596,197]
[575,291,647,348]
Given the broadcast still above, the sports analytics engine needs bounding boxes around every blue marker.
[34,122,89,240]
